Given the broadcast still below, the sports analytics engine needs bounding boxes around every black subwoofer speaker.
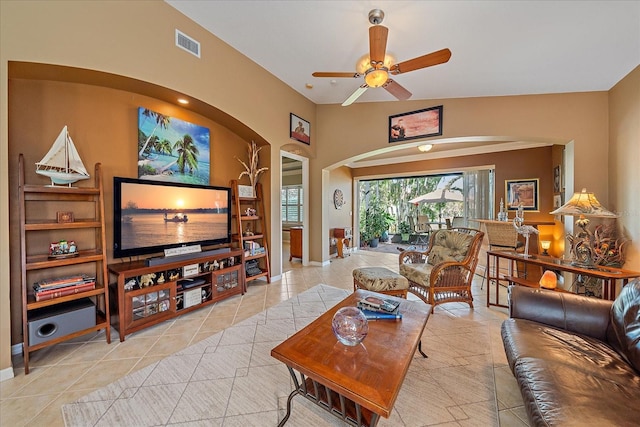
[28,298,95,346]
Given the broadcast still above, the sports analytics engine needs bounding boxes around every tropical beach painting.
[137,107,210,184]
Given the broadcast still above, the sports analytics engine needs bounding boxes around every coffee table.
[271,289,431,427]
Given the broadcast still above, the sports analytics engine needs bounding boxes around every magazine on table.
[357,295,401,314]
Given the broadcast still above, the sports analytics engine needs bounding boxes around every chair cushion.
[352,267,409,292]
[427,230,474,266]
[606,280,640,372]
[399,263,433,287]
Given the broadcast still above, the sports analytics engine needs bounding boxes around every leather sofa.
[501,280,640,426]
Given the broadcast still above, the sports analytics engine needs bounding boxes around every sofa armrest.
[510,285,613,341]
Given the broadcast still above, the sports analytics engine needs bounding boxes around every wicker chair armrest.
[430,261,471,287]
[399,250,428,265]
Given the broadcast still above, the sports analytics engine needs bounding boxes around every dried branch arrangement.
[236,140,268,190]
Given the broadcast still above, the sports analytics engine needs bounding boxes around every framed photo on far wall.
[290,113,310,145]
[389,105,443,143]
[505,178,539,211]
[553,165,561,193]
[553,194,563,222]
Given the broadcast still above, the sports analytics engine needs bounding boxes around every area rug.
[62,284,499,426]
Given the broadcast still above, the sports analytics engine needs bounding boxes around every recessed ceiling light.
[177,98,189,104]
[418,144,433,152]
[305,83,313,89]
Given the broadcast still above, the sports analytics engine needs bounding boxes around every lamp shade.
[550,188,617,218]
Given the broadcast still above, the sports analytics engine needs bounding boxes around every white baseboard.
[270,274,282,282]
[11,343,23,356]
[0,366,15,382]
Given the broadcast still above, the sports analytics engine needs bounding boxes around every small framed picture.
[290,113,310,145]
[57,211,74,223]
[553,166,561,193]
[553,194,563,222]
[237,185,255,199]
[505,179,539,211]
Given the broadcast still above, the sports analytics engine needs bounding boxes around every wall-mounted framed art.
[290,113,310,145]
[388,105,442,143]
[137,107,210,185]
[505,178,539,211]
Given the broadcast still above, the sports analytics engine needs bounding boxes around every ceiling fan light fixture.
[356,53,395,74]
[364,68,388,88]
[418,144,433,152]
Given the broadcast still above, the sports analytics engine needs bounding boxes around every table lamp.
[540,240,551,256]
[550,188,617,268]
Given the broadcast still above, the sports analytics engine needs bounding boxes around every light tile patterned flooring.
[0,248,528,426]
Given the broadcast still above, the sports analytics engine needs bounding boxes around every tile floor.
[1,248,528,426]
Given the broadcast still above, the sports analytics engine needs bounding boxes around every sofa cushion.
[606,280,640,373]
[502,319,638,381]
[513,357,640,427]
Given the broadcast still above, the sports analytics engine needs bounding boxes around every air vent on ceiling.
[175,29,200,58]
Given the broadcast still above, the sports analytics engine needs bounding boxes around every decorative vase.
[332,306,368,346]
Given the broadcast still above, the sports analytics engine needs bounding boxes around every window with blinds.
[282,185,303,224]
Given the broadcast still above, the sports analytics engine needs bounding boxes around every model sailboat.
[35,126,90,186]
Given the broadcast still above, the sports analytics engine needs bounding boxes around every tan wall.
[328,167,354,230]
[609,65,640,271]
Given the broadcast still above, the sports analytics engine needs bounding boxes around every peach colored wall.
[609,65,640,271]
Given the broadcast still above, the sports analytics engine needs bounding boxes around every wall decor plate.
[333,189,344,209]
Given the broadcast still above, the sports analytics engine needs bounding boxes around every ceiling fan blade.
[312,72,361,78]
[342,84,368,107]
[383,79,412,101]
[369,25,388,64]
[390,48,452,75]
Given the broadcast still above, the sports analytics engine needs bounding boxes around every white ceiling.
[166,1,639,106]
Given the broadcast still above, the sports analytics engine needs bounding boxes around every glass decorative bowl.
[332,306,369,346]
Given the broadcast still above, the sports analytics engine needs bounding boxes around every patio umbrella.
[409,189,463,225]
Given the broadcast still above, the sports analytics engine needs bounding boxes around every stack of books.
[33,274,96,301]
[357,296,402,320]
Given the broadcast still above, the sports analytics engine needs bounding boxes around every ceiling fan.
[313,9,451,106]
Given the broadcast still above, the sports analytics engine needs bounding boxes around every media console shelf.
[108,248,244,341]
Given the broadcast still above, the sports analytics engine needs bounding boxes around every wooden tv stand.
[108,248,244,341]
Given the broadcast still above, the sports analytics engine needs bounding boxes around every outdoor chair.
[481,220,525,289]
[452,216,465,228]
[399,228,484,313]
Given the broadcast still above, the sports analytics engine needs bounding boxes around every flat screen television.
[113,177,231,259]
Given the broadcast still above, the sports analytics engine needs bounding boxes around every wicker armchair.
[399,228,484,312]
